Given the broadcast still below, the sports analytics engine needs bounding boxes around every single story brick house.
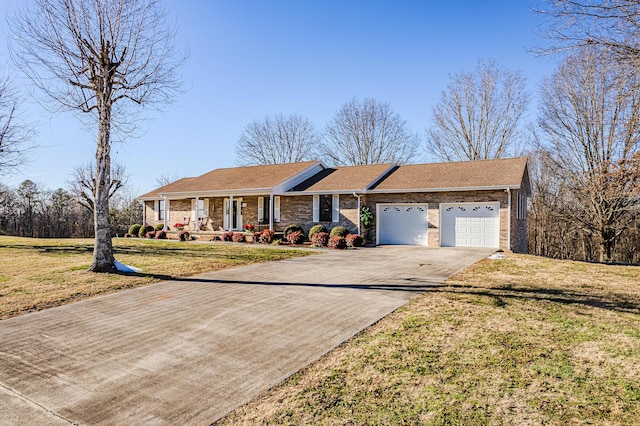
[137,157,531,252]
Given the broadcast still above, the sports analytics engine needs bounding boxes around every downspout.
[352,192,361,236]
[506,188,511,251]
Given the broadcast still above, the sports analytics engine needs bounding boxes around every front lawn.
[0,236,313,319]
[220,254,640,425]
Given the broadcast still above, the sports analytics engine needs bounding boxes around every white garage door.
[440,202,500,248]
[377,204,428,245]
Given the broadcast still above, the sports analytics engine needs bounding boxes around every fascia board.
[365,185,523,194]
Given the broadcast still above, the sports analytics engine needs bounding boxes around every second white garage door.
[440,202,500,248]
[377,204,429,245]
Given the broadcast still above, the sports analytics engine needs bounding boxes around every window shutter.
[274,196,281,222]
[332,194,340,222]
[258,197,264,222]
[313,195,319,222]
[154,200,159,220]
[204,199,210,216]
[191,199,197,221]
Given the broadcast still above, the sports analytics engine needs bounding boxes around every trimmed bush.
[287,230,306,245]
[223,231,234,242]
[311,231,329,247]
[232,232,246,243]
[283,224,303,240]
[154,223,165,231]
[178,230,190,241]
[138,225,154,238]
[252,231,261,243]
[145,231,156,239]
[128,224,142,237]
[328,235,347,250]
[329,226,349,238]
[308,224,328,240]
[346,234,364,247]
[259,229,275,244]
[155,230,167,239]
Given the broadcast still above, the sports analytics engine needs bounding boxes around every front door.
[223,198,242,230]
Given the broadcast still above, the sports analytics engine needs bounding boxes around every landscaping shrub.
[259,229,275,244]
[223,231,234,242]
[271,238,282,245]
[287,230,306,245]
[124,233,131,238]
[252,232,261,243]
[329,226,349,238]
[308,224,328,240]
[346,234,364,247]
[154,223,165,231]
[328,235,347,249]
[178,230,190,241]
[145,231,156,239]
[128,224,142,237]
[232,232,246,243]
[283,224,303,239]
[311,231,329,247]
[138,225,154,238]
[155,230,167,239]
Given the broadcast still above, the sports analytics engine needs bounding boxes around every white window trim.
[274,196,281,222]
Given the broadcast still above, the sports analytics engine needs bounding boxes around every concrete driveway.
[0,246,492,425]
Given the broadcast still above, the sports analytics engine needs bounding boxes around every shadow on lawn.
[126,273,640,315]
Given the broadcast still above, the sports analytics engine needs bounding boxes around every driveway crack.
[0,381,77,425]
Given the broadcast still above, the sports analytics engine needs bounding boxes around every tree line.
[0,180,141,239]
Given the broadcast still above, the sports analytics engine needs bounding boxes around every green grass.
[0,236,314,319]
[220,254,640,425]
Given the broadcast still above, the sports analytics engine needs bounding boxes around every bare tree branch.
[0,73,34,176]
[235,114,320,165]
[319,97,420,166]
[426,58,530,162]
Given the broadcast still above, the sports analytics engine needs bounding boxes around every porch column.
[163,196,169,230]
[229,195,233,231]
[269,193,274,231]
[195,196,200,231]
[141,201,146,225]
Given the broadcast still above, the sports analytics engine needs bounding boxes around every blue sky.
[1,0,556,195]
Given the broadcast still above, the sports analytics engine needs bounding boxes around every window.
[154,200,165,221]
[313,194,339,222]
[319,195,332,222]
[258,197,270,224]
[197,199,206,218]
[159,200,165,221]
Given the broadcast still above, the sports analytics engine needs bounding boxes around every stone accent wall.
[363,190,514,251]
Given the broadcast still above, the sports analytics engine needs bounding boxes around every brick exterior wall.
[363,190,518,251]
[276,195,359,234]
[143,188,528,252]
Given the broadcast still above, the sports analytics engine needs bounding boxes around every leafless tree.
[0,73,32,176]
[155,172,185,187]
[538,0,640,67]
[427,59,530,162]
[9,0,186,272]
[68,162,128,212]
[235,113,320,165]
[319,97,420,166]
[538,46,640,262]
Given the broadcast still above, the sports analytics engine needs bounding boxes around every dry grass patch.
[0,236,313,319]
[220,254,640,425]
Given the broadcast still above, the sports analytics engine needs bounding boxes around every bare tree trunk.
[90,102,115,272]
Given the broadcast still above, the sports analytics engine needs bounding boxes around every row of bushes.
[122,223,364,249]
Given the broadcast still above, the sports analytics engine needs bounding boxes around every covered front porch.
[142,194,281,233]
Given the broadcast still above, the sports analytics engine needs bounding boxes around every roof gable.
[288,163,395,193]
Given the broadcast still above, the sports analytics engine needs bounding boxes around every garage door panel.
[441,202,500,248]
[378,204,428,245]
